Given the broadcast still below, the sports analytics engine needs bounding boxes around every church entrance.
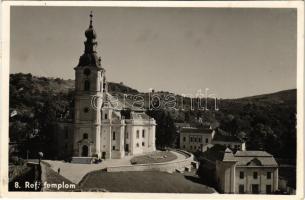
[81,145,89,157]
[102,152,106,159]
[125,144,129,152]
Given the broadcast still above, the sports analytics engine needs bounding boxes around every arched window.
[142,130,145,138]
[83,133,88,139]
[84,80,90,91]
[136,130,139,138]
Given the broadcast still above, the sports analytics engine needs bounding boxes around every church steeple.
[85,11,96,43]
[77,11,101,67]
[89,11,93,28]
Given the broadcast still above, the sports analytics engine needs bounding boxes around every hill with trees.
[9,73,296,161]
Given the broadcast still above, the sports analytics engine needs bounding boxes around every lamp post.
[38,152,43,165]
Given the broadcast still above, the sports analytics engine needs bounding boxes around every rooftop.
[235,151,272,157]
[212,131,243,143]
[180,127,214,134]
[234,151,277,167]
[198,145,278,167]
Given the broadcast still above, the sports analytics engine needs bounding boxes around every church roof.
[130,112,151,120]
[104,93,152,120]
[77,11,102,68]
[105,93,145,111]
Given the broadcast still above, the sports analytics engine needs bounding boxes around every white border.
[0,1,304,199]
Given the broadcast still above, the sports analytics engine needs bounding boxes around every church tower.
[73,12,106,159]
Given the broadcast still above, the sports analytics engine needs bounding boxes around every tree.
[146,110,177,148]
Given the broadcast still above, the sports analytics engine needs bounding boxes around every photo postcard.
[0,1,304,199]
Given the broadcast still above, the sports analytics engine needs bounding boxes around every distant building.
[212,129,246,151]
[179,126,215,152]
[215,148,279,194]
[179,124,245,152]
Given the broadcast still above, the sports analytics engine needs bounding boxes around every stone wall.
[106,150,197,173]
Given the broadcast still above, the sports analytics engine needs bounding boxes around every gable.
[246,158,263,166]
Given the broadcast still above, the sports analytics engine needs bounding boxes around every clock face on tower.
[84,68,91,76]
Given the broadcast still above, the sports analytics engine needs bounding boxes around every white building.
[215,148,279,194]
[72,13,156,160]
[179,126,215,152]
[179,125,245,152]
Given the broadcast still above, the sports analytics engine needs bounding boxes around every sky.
[10,6,297,98]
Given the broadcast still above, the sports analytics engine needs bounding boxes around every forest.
[9,73,296,162]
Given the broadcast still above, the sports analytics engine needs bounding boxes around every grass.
[79,170,216,193]
[130,151,177,165]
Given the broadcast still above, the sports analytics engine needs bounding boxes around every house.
[215,148,279,194]
[212,129,246,151]
[179,124,245,152]
[179,126,215,152]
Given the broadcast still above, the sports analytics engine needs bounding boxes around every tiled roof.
[234,151,278,167]
[222,148,237,162]
[213,133,243,143]
[106,93,145,111]
[175,123,191,128]
[103,93,150,120]
[180,127,214,134]
[235,151,272,157]
[198,144,227,162]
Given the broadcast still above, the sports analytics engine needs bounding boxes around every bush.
[10,156,24,165]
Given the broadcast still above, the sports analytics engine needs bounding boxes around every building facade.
[211,129,246,151]
[72,13,156,160]
[215,148,279,194]
[179,126,215,152]
[179,125,245,152]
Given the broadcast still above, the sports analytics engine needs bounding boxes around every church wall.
[73,125,95,157]
[71,15,156,160]
[110,125,124,158]
[126,123,156,156]
[100,124,111,159]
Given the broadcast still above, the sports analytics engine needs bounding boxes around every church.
[55,13,156,160]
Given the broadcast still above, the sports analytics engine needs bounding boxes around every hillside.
[231,89,296,105]
[9,73,296,160]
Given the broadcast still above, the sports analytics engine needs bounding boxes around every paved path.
[171,151,187,162]
[44,156,132,184]
[44,151,189,184]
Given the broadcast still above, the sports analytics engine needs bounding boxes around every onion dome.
[85,11,96,40]
[77,11,102,68]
